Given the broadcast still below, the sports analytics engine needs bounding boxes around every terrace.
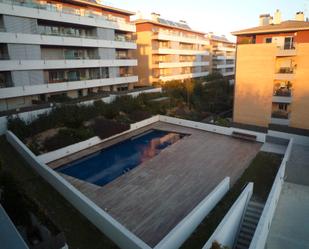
[46,120,261,247]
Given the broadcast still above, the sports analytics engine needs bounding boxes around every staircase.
[234,200,264,249]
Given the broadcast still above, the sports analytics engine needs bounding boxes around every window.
[284,37,294,50]
[265,37,272,43]
[279,103,288,111]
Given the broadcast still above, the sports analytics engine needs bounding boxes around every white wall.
[158,115,266,143]
[0,3,135,32]
[5,131,151,249]
[0,59,137,71]
[154,178,230,249]
[202,183,254,249]
[0,32,136,49]
[268,130,309,146]
[249,139,293,249]
[0,76,138,99]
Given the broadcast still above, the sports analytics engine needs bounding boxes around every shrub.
[129,110,152,122]
[43,128,94,152]
[211,241,229,249]
[7,116,30,141]
[91,118,129,139]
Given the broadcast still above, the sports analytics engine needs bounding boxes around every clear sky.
[106,0,309,40]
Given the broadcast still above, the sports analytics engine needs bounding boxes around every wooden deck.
[58,122,261,247]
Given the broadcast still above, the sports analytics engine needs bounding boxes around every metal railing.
[0,0,132,26]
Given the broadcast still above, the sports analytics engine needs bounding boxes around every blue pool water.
[56,129,186,186]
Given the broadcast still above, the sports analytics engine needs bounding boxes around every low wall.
[249,138,293,249]
[0,106,52,135]
[6,131,151,249]
[154,178,230,249]
[202,183,254,249]
[158,116,266,143]
[268,130,309,146]
[0,204,29,249]
[37,115,160,164]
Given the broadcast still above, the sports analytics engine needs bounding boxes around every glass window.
[265,38,272,43]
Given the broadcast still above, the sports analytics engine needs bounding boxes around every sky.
[105,0,309,40]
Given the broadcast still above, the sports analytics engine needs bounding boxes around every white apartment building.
[0,0,138,112]
[209,34,236,83]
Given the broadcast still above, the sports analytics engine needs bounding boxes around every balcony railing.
[273,88,292,97]
[277,67,294,74]
[271,110,290,119]
[0,0,131,26]
[115,34,136,43]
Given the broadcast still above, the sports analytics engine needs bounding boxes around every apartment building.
[208,34,236,84]
[0,0,138,112]
[134,13,210,86]
[232,10,309,132]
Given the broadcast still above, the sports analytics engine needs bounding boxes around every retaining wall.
[249,139,293,249]
[202,183,254,249]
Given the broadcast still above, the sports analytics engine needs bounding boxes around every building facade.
[208,34,236,84]
[0,0,138,112]
[232,11,309,132]
[134,14,210,86]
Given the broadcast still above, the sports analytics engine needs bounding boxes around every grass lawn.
[0,136,119,249]
[180,151,283,249]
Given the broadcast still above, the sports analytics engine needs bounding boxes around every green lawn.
[180,151,283,249]
[0,136,119,249]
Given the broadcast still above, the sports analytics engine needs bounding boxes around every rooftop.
[61,0,135,15]
[232,20,309,35]
[135,19,206,35]
[50,121,261,247]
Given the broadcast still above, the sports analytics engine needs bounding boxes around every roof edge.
[135,19,206,35]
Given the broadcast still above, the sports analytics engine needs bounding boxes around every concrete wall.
[158,115,266,142]
[233,44,276,127]
[0,204,29,249]
[290,43,309,130]
[5,131,151,249]
[249,138,294,249]
[154,178,230,249]
[202,183,253,249]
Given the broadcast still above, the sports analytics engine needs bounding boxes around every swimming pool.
[56,129,187,186]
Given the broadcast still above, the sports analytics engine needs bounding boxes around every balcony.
[0,0,135,31]
[152,30,209,45]
[271,110,290,125]
[115,34,136,43]
[274,68,294,81]
[276,43,297,57]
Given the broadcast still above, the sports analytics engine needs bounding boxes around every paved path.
[266,182,309,249]
[59,122,261,247]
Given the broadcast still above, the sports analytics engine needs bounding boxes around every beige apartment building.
[232,11,309,132]
[134,14,211,86]
[208,34,236,84]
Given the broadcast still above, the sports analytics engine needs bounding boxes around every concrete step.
[238,231,253,240]
[237,237,251,247]
[235,244,247,249]
[266,135,289,145]
[246,206,263,215]
[242,222,257,231]
[248,201,264,210]
[245,210,262,219]
[239,226,255,236]
[243,216,259,225]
